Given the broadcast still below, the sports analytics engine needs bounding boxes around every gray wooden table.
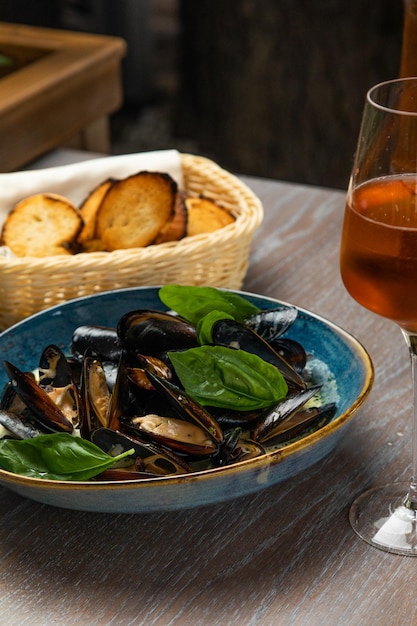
[0,164,413,625]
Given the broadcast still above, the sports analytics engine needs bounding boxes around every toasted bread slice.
[78,177,114,244]
[1,193,83,257]
[185,196,235,236]
[155,190,188,243]
[96,171,177,251]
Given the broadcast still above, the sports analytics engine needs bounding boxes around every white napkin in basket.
[0,149,184,229]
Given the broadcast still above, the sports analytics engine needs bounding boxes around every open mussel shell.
[234,439,267,462]
[106,350,132,431]
[3,360,74,434]
[117,309,199,357]
[37,344,82,429]
[130,414,218,457]
[244,305,298,342]
[211,318,306,390]
[91,427,192,476]
[126,354,173,391]
[38,344,76,387]
[252,385,322,443]
[214,427,266,466]
[145,371,223,444]
[259,402,338,446]
[79,355,112,439]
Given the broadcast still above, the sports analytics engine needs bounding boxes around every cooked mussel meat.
[79,355,112,438]
[126,354,173,391]
[37,345,81,428]
[91,427,192,476]
[145,371,223,444]
[214,427,266,466]
[129,414,218,456]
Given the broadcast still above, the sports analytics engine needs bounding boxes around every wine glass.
[340,77,417,555]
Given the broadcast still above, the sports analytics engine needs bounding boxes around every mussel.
[117,310,198,358]
[211,318,306,390]
[244,305,298,341]
[259,402,337,446]
[79,355,112,439]
[252,385,322,443]
[91,427,192,477]
[0,410,42,440]
[3,360,74,434]
[71,325,121,362]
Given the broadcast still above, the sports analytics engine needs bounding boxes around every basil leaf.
[0,433,134,481]
[168,345,288,410]
[159,285,259,325]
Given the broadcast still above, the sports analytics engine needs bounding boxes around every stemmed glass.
[340,77,417,555]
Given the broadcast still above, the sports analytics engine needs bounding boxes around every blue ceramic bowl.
[0,287,373,512]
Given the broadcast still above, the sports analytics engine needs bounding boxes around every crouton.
[1,193,83,257]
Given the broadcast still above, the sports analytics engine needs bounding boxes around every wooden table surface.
[0,167,413,625]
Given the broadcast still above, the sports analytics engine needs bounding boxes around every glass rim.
[367,76,417,115]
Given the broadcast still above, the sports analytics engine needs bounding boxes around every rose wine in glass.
[340,77,417,555]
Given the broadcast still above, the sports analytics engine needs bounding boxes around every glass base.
[350,482,417,555]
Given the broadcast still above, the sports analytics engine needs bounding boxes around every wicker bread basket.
[0,153,263,329]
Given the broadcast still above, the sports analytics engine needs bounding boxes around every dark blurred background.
[0,0,404,188]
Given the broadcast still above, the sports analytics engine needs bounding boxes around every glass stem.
[402,331,417,509]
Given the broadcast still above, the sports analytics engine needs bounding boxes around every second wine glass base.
[350,482,417,555]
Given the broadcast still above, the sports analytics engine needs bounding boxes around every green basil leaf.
[168,345,288,410]
[0,433,134,481]
[197,310,234,345]
[159,285,259,325]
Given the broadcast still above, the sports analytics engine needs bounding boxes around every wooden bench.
[0,22,126,171]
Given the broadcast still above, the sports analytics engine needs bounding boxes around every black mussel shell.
[71,325,121,363]
[107,350,132,431]
[244,305,298,341]
[3,361,74,433]
[260,402,337,446]
[117,310,198,357]
[269,338,307,374]
[38,344,74,387]
[96,425,192,474]
[145,371,223,444]
[252,385,322,443]
[214,428,267,466]
[37,345,82,429]
[126,354,173,391]
[209,406,264,429]
[211,318,306,389]
[0,410,42,440]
